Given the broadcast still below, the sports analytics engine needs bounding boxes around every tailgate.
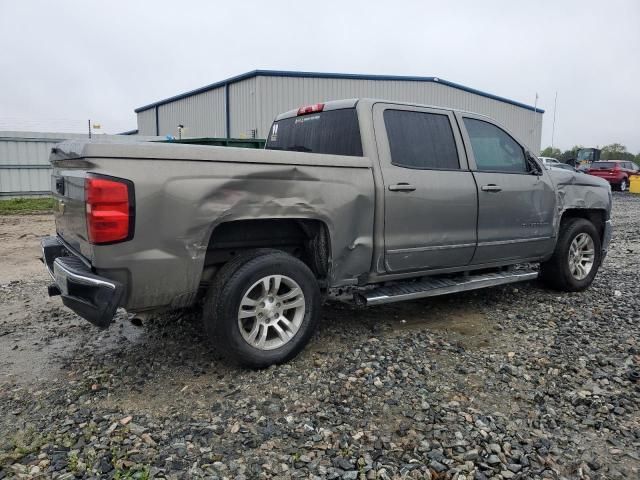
[50,155,93,261]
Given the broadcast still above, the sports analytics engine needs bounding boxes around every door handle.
[388,183,416,192]
[481,184,502,192]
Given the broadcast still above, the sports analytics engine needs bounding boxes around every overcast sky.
[1,0,639,151]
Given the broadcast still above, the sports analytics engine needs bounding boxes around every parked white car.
[538,156,561,168]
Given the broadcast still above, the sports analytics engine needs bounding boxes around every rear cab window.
[265,108,363,157]
[591,162,618,169]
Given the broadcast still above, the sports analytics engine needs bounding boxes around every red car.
[587,160,639,191]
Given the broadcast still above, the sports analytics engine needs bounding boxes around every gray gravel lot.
[1,193,639,480]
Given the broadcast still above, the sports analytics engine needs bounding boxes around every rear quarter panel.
[77,145,375,311]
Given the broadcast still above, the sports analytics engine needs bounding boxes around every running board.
[357,270,538,306]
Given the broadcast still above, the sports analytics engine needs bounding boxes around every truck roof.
[274,98,494,122]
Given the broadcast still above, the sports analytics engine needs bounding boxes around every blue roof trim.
[135,69,544,114]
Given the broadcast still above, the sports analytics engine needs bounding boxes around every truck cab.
[267,100,557,274]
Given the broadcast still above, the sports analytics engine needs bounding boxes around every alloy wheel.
[568,232,595,280]
[620,179,628,192]
[237,275,306,350]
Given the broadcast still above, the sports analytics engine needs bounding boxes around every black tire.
[618,178,628,192]
[203,249,321,368]
[540,218,602,292]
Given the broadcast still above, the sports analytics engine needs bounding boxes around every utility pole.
[532,93,538,149]
[551,91,558,150]
[88,119,91,139]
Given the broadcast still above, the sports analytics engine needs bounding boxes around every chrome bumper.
[41,236,123,328]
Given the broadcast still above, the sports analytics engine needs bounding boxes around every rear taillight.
[297,103,324,116]
[85,176,134,244]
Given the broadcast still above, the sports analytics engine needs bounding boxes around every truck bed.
[50,140,376,311]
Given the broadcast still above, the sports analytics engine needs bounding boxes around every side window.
[384,110,460,170]
[463,118,527,173]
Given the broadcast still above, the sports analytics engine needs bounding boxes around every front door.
[457,113,556,263]
[374,104,478,273]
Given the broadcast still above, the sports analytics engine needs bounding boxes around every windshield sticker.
[270,123,278,142]
[294,114,321,125]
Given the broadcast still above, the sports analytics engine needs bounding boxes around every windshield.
[265,108,363,157]
[577,149,594,161]
[590,161,618,169]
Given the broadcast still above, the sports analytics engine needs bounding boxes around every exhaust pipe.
[47,284,61,297]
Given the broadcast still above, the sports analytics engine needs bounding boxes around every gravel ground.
[1,193,639,480]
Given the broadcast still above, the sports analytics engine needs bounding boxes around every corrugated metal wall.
[137,108,157,136]
[229,77,257,138]
[253,76,542,152]
[137,73,543,153]
[155,88,226,138]
[0,132,73,196]
[0,132,161,197]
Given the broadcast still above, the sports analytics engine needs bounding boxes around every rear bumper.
[41,236,123,328]
[588,173,623,184]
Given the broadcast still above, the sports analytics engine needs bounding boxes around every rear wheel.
[203,249,320,368]
[540,218,602,291]
[619,178,628,192]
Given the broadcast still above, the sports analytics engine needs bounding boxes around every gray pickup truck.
[42,99,612,367]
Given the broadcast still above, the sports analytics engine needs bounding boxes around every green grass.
[0,197,54,214]
[0,428,50,468]
[113,465,150,480]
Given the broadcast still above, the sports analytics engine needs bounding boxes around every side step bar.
[357,270,538,306]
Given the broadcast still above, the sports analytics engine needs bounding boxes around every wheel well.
[560,208,606,242]
[201,218,331,284]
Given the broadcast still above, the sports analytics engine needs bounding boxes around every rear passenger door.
[457,113,556,264]
[374,103,478,272]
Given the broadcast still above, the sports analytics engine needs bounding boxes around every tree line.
[540,144,640,163]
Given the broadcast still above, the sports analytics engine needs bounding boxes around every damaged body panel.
[548,168,612,216]
[547,167,613,258]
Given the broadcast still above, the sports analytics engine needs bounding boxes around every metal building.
[135,70,544,152]
[0,131,160,197]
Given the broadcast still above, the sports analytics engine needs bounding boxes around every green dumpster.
[157,137,266,149]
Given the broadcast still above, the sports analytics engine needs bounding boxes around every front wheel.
[540,218,602,292]
[203,249,321,368]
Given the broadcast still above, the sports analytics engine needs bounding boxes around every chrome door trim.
[476,236,550,247]
[388,242,477,254]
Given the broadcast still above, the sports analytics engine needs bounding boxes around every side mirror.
[526,153,543,175]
